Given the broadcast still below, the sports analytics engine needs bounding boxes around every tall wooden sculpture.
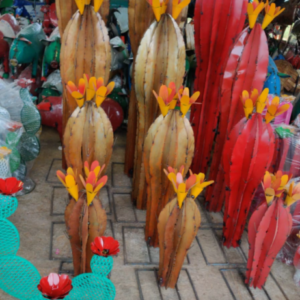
[246,171,298,289]
[60,1,111,146]
[206,0,285,212]
[190,0,247,174]
[57,161,107,275]
[222,89,289,248]
[64,74,114,187]
[132,0,189,209]
[158,166,213,288]
[124,0,154,176]
[56,0,110,37]
[144,84,198,246]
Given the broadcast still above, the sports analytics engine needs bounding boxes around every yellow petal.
[177,183,187,208]
[265,187,275,204]
[157,96,170,117]
[67,168,75,176]
[168,173,178,192]
[94,0,104,12]
[75,0,85,14]
[86,183,96,206]
[172,0,190,20]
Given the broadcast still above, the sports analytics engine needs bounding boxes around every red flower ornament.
[38,273,72,300]
[0,177,23,195]
[91,236,120,257]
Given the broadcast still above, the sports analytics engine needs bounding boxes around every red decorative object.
[245,172,297,289]
[41,4,58,36]
[38,96,63,141]
[101,99,124,132]
[205,24,269,212]
[91,236,120,257]
[0,178,23,195]
[190,0,247,175]
[38,273,72,300]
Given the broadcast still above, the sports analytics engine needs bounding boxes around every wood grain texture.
[64,104,113,189]
[60,6,111,136]
[132,14,186,209]
[56,0,110,37]
[144,110,194,247]
[158,197,201,288]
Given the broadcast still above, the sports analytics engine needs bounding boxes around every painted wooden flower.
[262,0,285,30]
[189,171,214,199]
[255,88,269,113]
[84,161,105,178]
[164,166,197,208]
[38,273,72,300]
[240,89,256,118]
[247,0,265,29]
[285,181,300,207]
[146,0,168,22]
[56,168,79,201]
[66,78,86,108]
[0,177,23,195]
[178,87,200,117]
[153,82,177,116]
[262,171,290,204]
[80,162,108,206]
[84,74,115,107]
[265,96,290,124]
[91,236,120,257]
[172,0,191,20]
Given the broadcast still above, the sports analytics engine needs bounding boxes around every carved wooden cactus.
[56,0,110,37]
[144,84,197,247]
[158,166,213,288]
[132,13,186,208]
[57,162,108,275]
[63,74,114,188]
[60,4,111,124]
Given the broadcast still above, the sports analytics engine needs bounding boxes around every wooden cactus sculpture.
[222,89,289,248]
[206,1,285,212]
[144,84,198,246]
[64,74,114,187]
[190,0,247,175]
[132,1,188,207]
[158,167,213,288]
[56,0,110,36]
[246,171,297,289]
[124,0,154,176]
[60,1,111,132]
[57,161,107,275]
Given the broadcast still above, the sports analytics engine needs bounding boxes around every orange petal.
[96,77,104,89]
[106,82,115,95]
[67,81,78,93]
[78,78,86,95]
[190,91,200,104]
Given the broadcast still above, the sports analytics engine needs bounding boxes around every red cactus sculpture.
[190,0,247,175]
[222,89,289,248]
[206,1,285,212]
[246,171,298,289]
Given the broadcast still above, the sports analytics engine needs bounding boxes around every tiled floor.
[1,126,300,300]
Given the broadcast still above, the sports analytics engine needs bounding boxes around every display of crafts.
[2,0,300,299]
